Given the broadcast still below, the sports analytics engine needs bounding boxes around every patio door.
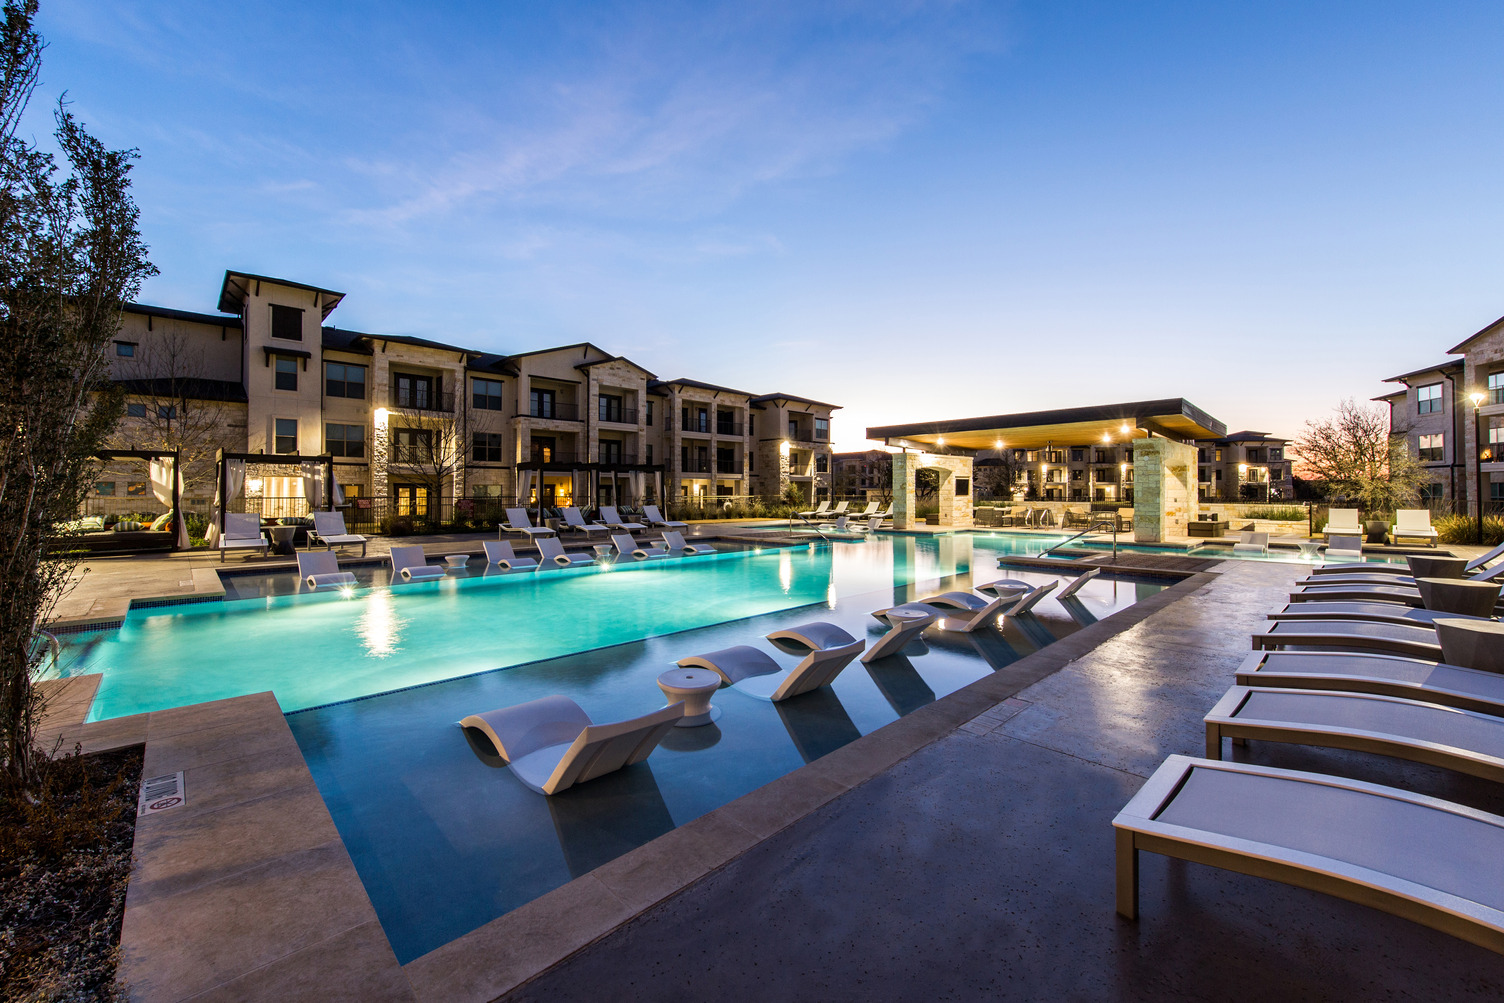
[394,485,428,516]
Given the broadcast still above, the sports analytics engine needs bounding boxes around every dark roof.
[219,271,346,317]
[1383,360,1463,384]
[1373,390,1407,402]
[123,302,242,329]
[1448,314,1504,355]
[466,352,518,375]
[750,391,842,410]
[1220,431,1288,443]
[320,327,478,358]
[114,378,247,403]
[867,398,1223,448]
[499,341,613,365]
[320,327,373,355]
[649,377,756,398]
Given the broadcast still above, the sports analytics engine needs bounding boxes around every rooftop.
[867,398,1226,452]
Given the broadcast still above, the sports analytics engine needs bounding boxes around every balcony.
[681,417,712,434]
[522,402,580,422]
[681,457,712,473]
[525,451,582,466]
[715,421,744,437]
[597,407,637,425]
[388,390,455,414]
[716,460,744,475]
[597,452,640,466]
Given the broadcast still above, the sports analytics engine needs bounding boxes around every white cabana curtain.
[148,459,190,548]
[300,460,324,512]
[205,459,246,547]
[518,470,534,507]
[628,471,645,505]
[572,469,589,508]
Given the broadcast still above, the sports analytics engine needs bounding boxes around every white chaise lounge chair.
[297,550,356,589]
[1056,567,1103,599]
[795,500,831,521]
[1393,508,1440,547]
[662,531,715,555]
[643,505,688,530]
[598,506,646,532]
[501,508,556,542]
[1323,508,1364,540]
[311,511,368,556]
[390,545,445,581]
[1114,754,1504,953]
[1204,684,1504,783]
[880,581,1059,633]
[863,606,937,662]
[1233,531,1269,554]
[482,540,539,571]
[536,537,595,568]
[1235,649,1504,717]
[1311,540,1504,578]
[560,507,611,538]
[1251,619,1443,660]
[980,568,1101,601]
[679,623,866,701]
[613,533,671,561]
[817,515,869,535]
[460,695,684,795]
[218,513,269,561]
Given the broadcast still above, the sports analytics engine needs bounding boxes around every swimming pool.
[282,537,1165,963]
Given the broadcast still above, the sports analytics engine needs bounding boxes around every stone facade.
[1131,437,1197,543]
[891,451,974,531]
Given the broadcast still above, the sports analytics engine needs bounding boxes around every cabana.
[61,449,188,553]
[206,449,341,548]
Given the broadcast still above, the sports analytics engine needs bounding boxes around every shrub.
[380,515,414,536]
[1237,505,1307,521]
[1435,513,1504,547]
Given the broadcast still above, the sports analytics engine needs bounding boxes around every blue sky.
[31,1,1504,449]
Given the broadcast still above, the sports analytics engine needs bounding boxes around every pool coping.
[398,566,1220,1002]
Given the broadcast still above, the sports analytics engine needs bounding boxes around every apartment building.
[102,270,838,515]
[1380,314,1504,511]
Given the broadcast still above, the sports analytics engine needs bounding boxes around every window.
[274,418,298,454]
[600,440,623,464]
[341,483,363,500]
[126,403,147,418]
[815,418,829,441]
[1070,449,1084,463]
[530,388,556,419]
[1417,383,1443,414]
[598,394,624,423]
[394,427,432,463]
[646,401,655,427]
[788,420,798,440]
[1070,469,1083,482]
[815,454,828,472]
[326,363,366,399]
[274,357,298,391]
[115,341,135,357]
[956,478,970,497]
[473,432,504,463]
[157,404,176,419]
[530,436,556,463]
[1491,372,1504,406]
[646,444,653,465]
[326,423,365,458]
[1246,448,1264,463]
[473,378,503,411]
[396,374,435,410]
[271,304,303,341]
[95,481,115,496]
[1417,433,1444,462]
[1419,483,1443,504]
[127,481,147,497]
[472,484,504,499]
[1494,482,1504,503]
[1489,418,1504,462]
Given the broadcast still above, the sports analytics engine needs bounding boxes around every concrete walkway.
[504,560,1504,1001]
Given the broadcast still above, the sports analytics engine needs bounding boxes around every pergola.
[211,449,338,539]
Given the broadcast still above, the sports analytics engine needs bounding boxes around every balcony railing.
[681,457,712,473]
[388,390,455,414]
[715,421,744,437]
[526,451,582,466]
[597,407,638,425]
[716,460,743,474]
[681,417,712,434]
[523,402,580,421]
[597,452,640,466]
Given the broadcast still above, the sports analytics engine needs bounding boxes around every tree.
[1294,398,1425,513]
[973,449,1020,502]
[112,328,230,491]
[0,1,156,787]
[387,403,502,527]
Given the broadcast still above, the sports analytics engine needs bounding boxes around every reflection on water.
[353,591,405,658]
[775,687,863,763]
[548,765,674,878]
[863,653,936,716]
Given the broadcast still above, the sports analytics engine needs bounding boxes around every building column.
[1131,437,1197,542]
[892,450,918,529]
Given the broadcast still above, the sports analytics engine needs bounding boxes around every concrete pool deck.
[38,535,1504,999]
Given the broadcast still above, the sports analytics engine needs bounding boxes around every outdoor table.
[1296,540,1323,559]
[1406,554,1468,580]
[1434,618,1504,675]
[443,554,470,569]
[656,667,721,727]
[593,544,616,563]
[264,524,297,557]
[1415,577,1501,618]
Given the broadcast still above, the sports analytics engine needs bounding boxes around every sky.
[27,1,1504,451]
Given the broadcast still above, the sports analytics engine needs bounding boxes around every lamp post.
[1473,391,1488,543]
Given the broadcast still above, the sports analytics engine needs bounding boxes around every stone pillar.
[1132,437,1198,543]
[939,455,974,529]
[371,411,390,502]
[892,450,918,529]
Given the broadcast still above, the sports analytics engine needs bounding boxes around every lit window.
[95,481,115,496]
[126,481,147,497]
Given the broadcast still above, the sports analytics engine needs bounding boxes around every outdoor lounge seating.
[560,507,611,537]
[1268,600,1482,627]
[1112,754,1504,954]
[795,500,831,520]
[310,511,368,556]
[642,504,688,530]
[1393,509,1440,546]
[297,550,356,589]
[1056,566,1103,599]
[598,506,646,531]
[818,515,870,535]
[1235,650,1504,717]
[459,695,684,795]
[1312,540,1504,578]
[1322,508,1364,540]
[481,540,539,570]
[1204,684,1504,783]
[613,533,671,560]
[678,622,866,701]
[501,508,556,541]
[218,512,269,560]
[1233,531,1269,554]
[1324,535,1363,561]
[1251,619,1443,660]
[863,606,937,662]
[662,530,715,555]
[880,580,1058,633]
[536,537,596,568]
[390,545,445,581]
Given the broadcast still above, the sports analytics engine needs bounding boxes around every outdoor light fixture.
[1120,424,1130,435]
[1238,463,1248,475]
[246,478,264,494]
[1102,432,1112,443]
[374,407,390,423]
[936,437,945,447]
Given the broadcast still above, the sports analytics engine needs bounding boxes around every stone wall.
[1131,437,1197,543]
[892,452,973,530]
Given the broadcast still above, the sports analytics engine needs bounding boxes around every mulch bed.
[0,746,142,1002]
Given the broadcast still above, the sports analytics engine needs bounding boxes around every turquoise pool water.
[58,533,1072,721]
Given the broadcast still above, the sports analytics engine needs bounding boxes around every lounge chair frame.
[1235,650,1504,717]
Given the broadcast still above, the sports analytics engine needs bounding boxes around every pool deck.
[37,532,1504,1000]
